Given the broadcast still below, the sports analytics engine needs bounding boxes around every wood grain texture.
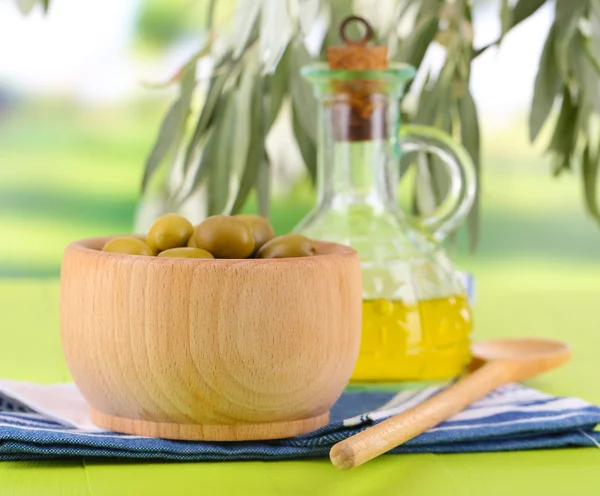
[330,338,571,470]
[60,237,362,441]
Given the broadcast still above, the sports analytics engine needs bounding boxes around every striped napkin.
[0,379,598,461]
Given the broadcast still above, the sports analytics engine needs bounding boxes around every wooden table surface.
[1,273,599,496]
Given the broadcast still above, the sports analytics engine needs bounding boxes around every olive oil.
[351,295,472,382]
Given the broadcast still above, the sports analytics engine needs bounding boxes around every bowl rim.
[64,236,357,265]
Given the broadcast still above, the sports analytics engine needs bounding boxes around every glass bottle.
[294,62,476,383]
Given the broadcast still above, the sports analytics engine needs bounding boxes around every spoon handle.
[330,361,510,470]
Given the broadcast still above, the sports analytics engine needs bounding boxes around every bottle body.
[297,64,474,382]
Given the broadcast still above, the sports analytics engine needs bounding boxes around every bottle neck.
[316,102,400,212]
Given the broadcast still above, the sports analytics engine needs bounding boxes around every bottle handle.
[399,124,476,241]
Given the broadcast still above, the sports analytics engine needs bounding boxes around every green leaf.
[289,42,317,142]
[397,16,438,67]
[585,6,600,76]
[182,59,233,174]
[427,105,453,207]
[554,0,587,83]
[582,142,600,223]
[256,155,270,218]
[41,0,49,13]
[415,0,442,24]
[259,0,293,74]
[411,71,452,218]
[414,153,438,216]
[512,0,547,28]
[231,54,259,187]
[414,68,450,126]
[207,92,237,216]
[230,79,265,214]
[232,1,261,59]
[185,127,217,200]
[292,105,317,183]
[500,0,512,41]
[205,0,217,29]
[266,47,289,129]
[141,63,196,192]
[547,88,579,174]
[298,0,321,36]
[458,90,481,252]
[530,25,561,142]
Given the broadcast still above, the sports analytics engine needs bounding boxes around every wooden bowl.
[60,237,362,441]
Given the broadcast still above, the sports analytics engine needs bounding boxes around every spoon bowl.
[472,338,571,382]
[473,338,571,361]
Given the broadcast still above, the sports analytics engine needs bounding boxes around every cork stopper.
[326,16,388,70]
[326,16,389,142]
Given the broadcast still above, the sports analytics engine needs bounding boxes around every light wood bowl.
[60,237,362,441]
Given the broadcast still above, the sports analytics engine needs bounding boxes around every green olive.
[158,247,214,259]
[132,234,158,254]
[193,215,255,259]
[255,234,316,259]
[102,237,154,256]
[234,214,275,254]
[147,214,194,252]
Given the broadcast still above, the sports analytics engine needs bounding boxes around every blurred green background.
[0,0,599,329]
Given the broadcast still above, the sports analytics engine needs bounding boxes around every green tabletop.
[1,267,599,496]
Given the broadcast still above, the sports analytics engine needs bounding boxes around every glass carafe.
[294,63,476,383]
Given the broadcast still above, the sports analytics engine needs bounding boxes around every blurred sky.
[0,0,553,125]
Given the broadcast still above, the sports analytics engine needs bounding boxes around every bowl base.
[90,408,330,441]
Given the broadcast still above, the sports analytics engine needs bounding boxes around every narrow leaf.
[205,0,217,29]
[266,46,289,129]
[259,0,293,74]
[230,79,265,214]
[415,68,450,126]
[547,88,579,174]
[511,0,547,28]
[256,155,270,218]
[397,16,438,67]
[185,127,217,200]
[289,42,317,142]
[182,59,233,174]
[530,25,561,141]
[459,90,481,252]
[232,54,259,183]
[414,153,438,215]
[298,0,321,36]
[554,0,587,83]
[232,0,261,59]
[582,143,600,223]
[208,92,237,216]
[427,108,452,207]
[141,63,196,191]
[500,0,512,40]
[292,106,317,183]
[415,0,441,25]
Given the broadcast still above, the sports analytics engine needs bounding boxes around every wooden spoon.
[330,338,571,470]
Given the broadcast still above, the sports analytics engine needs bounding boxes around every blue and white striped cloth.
[0,380,598,461]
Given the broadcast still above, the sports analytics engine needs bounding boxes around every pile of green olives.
[102,213,317,259]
